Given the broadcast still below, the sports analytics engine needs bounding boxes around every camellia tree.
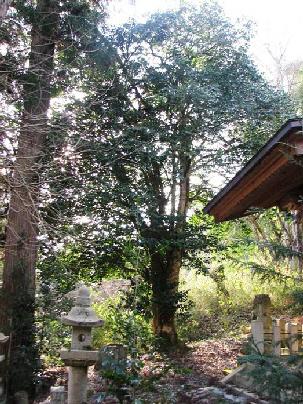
[50,3,293,345]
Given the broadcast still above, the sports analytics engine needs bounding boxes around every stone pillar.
[68,367,87,404]
[252,294,272,330]
[272,319,281,356]
[252,294,272,353]
[251,319,264,354]
[278,319,287,347]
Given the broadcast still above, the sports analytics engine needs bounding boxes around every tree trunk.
[150,151,191,346]
[0,0,58,398]
[151,248,182,346]
[292,209,303,278]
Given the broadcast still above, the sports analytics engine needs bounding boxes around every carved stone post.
[252,294,272,353]
[60,286,103,404]
[272,319,281,356]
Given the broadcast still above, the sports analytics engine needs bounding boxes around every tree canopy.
[0,1,298,399]
[38,3,295,343]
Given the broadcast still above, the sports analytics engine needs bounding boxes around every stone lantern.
[0,332,9,402]
[60,286,103,404]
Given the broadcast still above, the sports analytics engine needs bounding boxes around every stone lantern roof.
[61,286,104,327]
[0,332,9,364]
[0,333,8,344]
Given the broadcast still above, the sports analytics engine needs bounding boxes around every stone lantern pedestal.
[60,286,103,404]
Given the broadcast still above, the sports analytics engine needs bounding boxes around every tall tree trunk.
[0,0,58,398]
[292,209,303,278]
[151,248,182,345]
[150,152,191,346]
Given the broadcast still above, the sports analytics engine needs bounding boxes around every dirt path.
[38,337,266,403]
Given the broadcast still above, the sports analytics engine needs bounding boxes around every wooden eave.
[204,119,303,222]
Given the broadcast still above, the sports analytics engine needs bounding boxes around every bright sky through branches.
[109,0,303,81]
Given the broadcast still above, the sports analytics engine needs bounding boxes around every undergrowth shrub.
[93,279,154,353]
[178,266,296,341]
[92,297,153,352]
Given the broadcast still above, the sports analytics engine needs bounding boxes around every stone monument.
[252,294,272,353]
[60,286,103,404]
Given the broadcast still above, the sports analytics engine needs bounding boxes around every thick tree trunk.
[0,1,58,398]
[151,248,182,346]
[150,151,191,346]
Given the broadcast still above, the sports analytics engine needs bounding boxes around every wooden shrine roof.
[204,119,303,222]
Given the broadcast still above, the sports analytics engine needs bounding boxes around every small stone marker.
[50,386,65,404]
[60,286,103,404]
[98,343,127,372]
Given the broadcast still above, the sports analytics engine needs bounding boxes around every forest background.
[1,0,303,401]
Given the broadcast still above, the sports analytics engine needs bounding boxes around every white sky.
[221,0,303,78]
[109,0,303,80]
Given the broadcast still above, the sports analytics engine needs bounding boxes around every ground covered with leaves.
[37,337,268,403]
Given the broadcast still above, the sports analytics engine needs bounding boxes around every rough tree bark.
[151,248,182,345]
[292,209,303,277]
[0,0,58,398]
[150,152,191,345]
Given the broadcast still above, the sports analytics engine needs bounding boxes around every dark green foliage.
[98,344,144,402]
[287,288,303,315]
[36,283,72,365]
